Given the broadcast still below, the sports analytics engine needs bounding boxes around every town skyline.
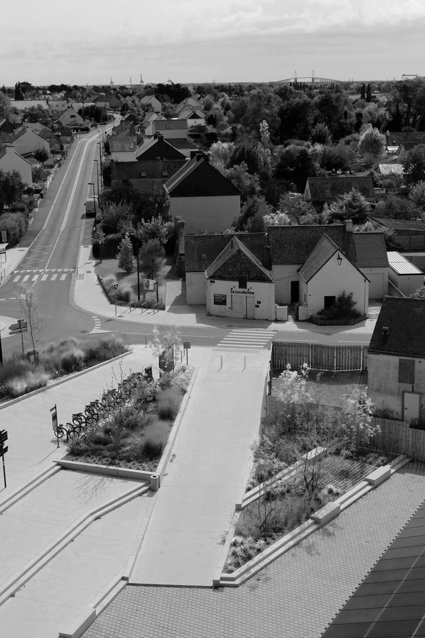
[2,0,424,86]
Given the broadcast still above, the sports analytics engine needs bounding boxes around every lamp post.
[97,139,103,182]
[88,182,97,219]
[93,159,100,199]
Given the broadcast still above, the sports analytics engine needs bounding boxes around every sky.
[2,0,425,86]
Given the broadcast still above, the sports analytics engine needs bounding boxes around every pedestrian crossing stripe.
[216,328,277,351]
[12,268,73,284]
[14,268,74,274]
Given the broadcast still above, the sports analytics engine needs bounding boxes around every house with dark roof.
[36,127,62,154]
[56,106,86,129]
[368,297,425,422]
[372,217,425,253]
[205,236,275,320]
[140,95,162,113]
[385,130,425,152]
[111,134,187,196]
[109,137,137,162]
[1,127,50,158]
[298,233,369,317]
[177,107,205,128]
[268,221,388,303]
[304,175,375,206]
[164,153,241,234]
[0,144,32,185]
[148,119,198,157]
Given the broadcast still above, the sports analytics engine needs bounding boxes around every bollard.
[150,474,160,491]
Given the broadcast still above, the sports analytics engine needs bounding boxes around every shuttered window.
[399,359,415,384]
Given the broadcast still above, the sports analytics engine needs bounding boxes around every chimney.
[153,132,164,140]
[195,151,206,162]
[345,219,353,232]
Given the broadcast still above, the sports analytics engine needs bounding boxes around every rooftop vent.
[382,326,390,336]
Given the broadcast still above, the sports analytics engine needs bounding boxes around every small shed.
[387,251,424,296]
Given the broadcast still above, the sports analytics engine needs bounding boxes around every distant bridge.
[276,76,344,85]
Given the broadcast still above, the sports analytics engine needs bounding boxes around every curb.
[57,459,154,482]
[216,454,410,587]
[0,464,60,514]
[0,479,150,608]
[0,350,131,410]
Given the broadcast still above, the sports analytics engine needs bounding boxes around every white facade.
[299,253,369,317]
[110,150,136,162]
[206,279,275,320]
[170,196,240,234]
[186,272,205,305]
[360,267,388,299]
[272,265,301,303]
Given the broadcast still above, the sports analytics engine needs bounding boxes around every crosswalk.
[12,268,74,284]
[216,328,276,351]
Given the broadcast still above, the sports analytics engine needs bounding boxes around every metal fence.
[272,341,368,372]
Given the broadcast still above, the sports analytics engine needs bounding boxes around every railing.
[272,341,368,371]
[52,368,153,442]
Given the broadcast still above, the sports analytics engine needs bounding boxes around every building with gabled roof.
[368,296,425,422]
[164,153,240,234]
[140,95,162,113]
[304,175,375,205]
[0,144,32,185]
[1,127,50,158]
[110,134,186,195]
[205,236,275,320]
[298,233,369,317]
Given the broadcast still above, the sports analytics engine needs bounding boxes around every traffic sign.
[0,429,8,488]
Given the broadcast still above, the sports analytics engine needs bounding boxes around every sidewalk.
[131,348,271,586]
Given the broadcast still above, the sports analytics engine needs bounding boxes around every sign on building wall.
[213,294,227,305]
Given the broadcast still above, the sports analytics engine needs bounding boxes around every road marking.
[32,275,39,281]
[41,274,48,281]
[60,274,67,280]
[13,276,20,282]
[216,328,277,351]
[51,274,57,281]
[22,275,29,282]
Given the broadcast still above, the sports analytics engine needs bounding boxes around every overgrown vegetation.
[0,336,128,400]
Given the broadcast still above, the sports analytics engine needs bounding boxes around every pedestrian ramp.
[216,328,276,351]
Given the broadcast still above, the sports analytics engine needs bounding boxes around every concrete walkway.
[131,348,271,586]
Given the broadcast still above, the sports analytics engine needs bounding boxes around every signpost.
[50,405,59,447]
[183,341,191,365]
[0,429,8,488]
[113,282,118,315]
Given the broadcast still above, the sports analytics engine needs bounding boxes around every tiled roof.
[163,137,198,152]
[369,296,425,357]
[152,119,187,133]
[109,137,137,153]
[298,234,339,282]
[185,233,267,272]
[135,136,186,161]
[305,175,375,202]
[268,225,387,268]
[372,217,425,233]
[178,107,205,120]
[164,154,240,197]
[206,236,273,282]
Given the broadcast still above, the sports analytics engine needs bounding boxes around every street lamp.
[88,182,97,219]
[93,159,100,199]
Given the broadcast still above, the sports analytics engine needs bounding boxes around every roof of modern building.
[205,236,273,282]
[164,153,240,198]
[304,175,375,202]
[372,217,425,233]
[369,296,425,357]
[387,252,423,275]
[321,497,425,638]
[185,232,267,272]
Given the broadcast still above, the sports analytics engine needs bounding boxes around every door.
[231,294,244,316]
[324,295,336,309]
[404,392,420,422]
[246,295,255,319]
[290,281,299,304]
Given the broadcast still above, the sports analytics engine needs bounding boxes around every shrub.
[157,386,181,419]
[0,358,33,384]
[82,335,127,365]
[4,368,49,397]
[59,348,85,373]
[0,212,28,246]
[141,436,164,460]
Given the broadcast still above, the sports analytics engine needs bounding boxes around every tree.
[358,127,384,159]
[263,211,291,227]
[138,238,165,280]
[409,181,425,211]
[0,170,25,211]
[410,285,425,299]
[138,216,173,245]
[234,195,273,232]
[34,148,49,164]
[274,145,317,192]
[19,286,41,357]
[360,83,366,101]
[327,188,371,223]
[224,163,261,201]
[276,192,318,224]
[402,144,425,185]
[311,122,331,145]
[208,141,235,172]
[366,83,372,103]
[117,233,134,273]
[99,201,133,235]
[374,194,420,220]
[319,143,354,171]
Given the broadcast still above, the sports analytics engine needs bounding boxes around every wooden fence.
[272,341,368,372]
[373,418,425,463]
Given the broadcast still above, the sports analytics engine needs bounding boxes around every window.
[399,359,415,384]
[213,294,226,306]
[141,171,147,177]
[162,171,168,177]
[238,276,247,289]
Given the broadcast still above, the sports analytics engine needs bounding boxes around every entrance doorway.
[291,281,299,304]
[246,295,255,319]
[404,392,420,422]
[324,295,336,309]
[231,294,244,316]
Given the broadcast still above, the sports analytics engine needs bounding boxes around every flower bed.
[67,365,192,470]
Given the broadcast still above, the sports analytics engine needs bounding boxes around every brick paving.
[83,462,425,638]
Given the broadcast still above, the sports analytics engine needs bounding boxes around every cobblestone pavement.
[83,463,425,638]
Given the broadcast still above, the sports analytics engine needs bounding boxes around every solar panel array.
[321,499,425,638]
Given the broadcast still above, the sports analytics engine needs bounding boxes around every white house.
[387,252,424,296]
[205,237,275,320]
[164,153,241,234]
